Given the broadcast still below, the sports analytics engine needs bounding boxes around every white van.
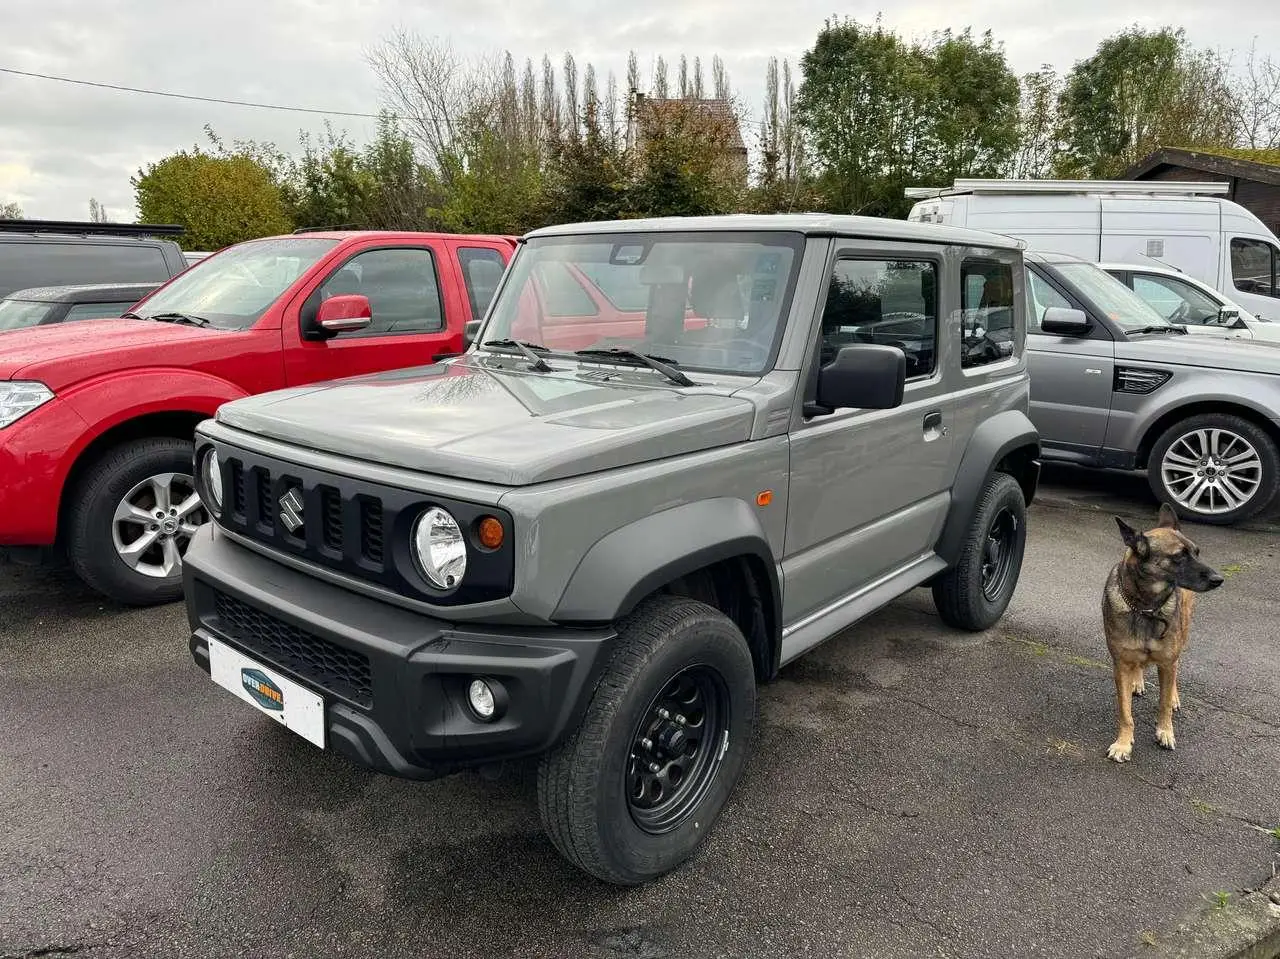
[905,179,1280,322]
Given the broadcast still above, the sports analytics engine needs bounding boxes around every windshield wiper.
[574,348,695,387]
[121,311,145,320]
[482,338,553,372]
[1125,325,1186,336]
[146,312,212,328]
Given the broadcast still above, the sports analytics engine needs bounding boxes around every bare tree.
[1010,66,1061,178]
[563,52,580,141]
[88,197,111,222]
[0,201,22,219]
[713,55,729,100]
[541,54,560,144]
[692,56,705,99]
[678,55,689,98]
[1225,40,1280,149]
[626,51,640,97]
[654,55,669,98]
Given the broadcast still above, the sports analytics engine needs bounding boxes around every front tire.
[536,595,757,885]
[932,471,1027,631]
[1147,413,1280,526]
[65,437,207,606]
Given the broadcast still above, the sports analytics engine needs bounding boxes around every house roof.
[1123,147,1280,187]
[631,96,747,153]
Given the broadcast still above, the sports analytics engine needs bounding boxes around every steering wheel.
[1170,300,1192,324]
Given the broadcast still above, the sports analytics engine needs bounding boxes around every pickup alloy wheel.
[66,437,205,606]
[537,595,756,885]
[1150,413,1279,525]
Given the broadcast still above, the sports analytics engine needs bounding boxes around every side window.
[960,258,1016,368]
[534,262,599,318]
[822,258,937,379]
[457,247,506,320]
[1131,274,1221,325]
[1026,270,1072,333]
[319,247,443,334]
[1231,239,1278,298]
[64,301,134,322]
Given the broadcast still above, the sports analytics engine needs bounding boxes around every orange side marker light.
[756,490,773,507]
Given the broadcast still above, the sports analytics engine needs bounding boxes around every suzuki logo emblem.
[279,488,305,534]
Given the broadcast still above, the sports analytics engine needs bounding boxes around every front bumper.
[183,524,616,781]
[0,396,88,547]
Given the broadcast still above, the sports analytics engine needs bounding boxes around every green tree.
[1010,67,1062,178]
[133,143,293,249]
[925,29,1021,179]
[1055,27,1237,177]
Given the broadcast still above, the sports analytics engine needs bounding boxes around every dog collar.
[1118,575,1173,617]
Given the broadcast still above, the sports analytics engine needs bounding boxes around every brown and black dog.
[1102,503,1224,763]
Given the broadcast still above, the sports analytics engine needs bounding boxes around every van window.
[1230,239,1278,298]
[960,258,1016,368]
[0,241,171,297]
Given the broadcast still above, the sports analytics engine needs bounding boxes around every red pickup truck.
[0,230,516,605]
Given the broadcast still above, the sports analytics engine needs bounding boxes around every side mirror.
[463,319,481,350]
[805,344,906,417]
[1218,308,1247,330]
[315,294,372,335]
[1040,306,1090,336]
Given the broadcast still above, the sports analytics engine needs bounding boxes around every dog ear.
[1114,516,1148,557]
[1157,502,1180,530]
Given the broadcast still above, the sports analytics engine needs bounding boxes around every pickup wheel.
[536,595,756,885]
[1147,413,1280,526]
[932,470,1027,631]
[65,437,206,607]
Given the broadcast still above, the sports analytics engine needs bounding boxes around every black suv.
[0,281,161,331]
[0,219,187,298]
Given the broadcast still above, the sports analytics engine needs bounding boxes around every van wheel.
[536,595,756,885]
[66,437,206,606]
[1147,413,1280,526]
[932,471,1027,631]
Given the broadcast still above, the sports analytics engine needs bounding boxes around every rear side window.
[64,301,135,322]
[457,247,506,320]
[1230,239,1278,298]
[821,258,937,379]
[960,258,1016,368]
[0,241,171,297]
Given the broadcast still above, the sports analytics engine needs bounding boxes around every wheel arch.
[551,498,783,681]
[1135,401,1280,471]
[936,409,1040,569]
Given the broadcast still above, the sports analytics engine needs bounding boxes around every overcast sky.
[1,0,1276,222]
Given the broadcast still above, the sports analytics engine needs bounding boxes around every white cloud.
[1,0,1276,219]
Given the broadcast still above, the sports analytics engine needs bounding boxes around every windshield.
[0,299,55,331]
[1054,262,1171,330]
[481,231,806,375]
[133,237,340,329]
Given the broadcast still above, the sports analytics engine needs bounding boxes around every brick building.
[1122,147,1280,235]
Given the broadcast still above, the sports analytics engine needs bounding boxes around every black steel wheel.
[980,507,1019,603]
[626,666,731,835]
[537,595,757,885]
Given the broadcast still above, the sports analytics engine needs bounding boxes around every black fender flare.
[936,409,1040,568]
[551,496,781,642]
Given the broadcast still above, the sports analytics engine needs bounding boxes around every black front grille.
[213,590,373,708]
[212,444,514,606]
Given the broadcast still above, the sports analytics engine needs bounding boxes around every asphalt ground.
[3,465,1279,959]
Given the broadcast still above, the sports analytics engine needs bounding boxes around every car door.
[1126,271,1245,339]
[1025,265,1117,464]
[282,240,466,387]
[783,243,955,626]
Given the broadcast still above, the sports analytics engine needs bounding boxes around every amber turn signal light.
[756,490,773,507]
[477,516,505,549]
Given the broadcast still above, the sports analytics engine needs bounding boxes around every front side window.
[821,258,937,379]
[960,258,1016,368]
[319,247,443,334]
[1131,274,1223,325]
[136,237,339,329]
[0,298,55,331]
[1026,270,1073,333]
[1231,238,1278,298]
[482,232,805,375]
[64,301,135,322]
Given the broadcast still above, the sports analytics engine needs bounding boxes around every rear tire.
[65,437,205,606]
[536,595,756,885]
[1146,413,1280,526]
[932,471,1027,631]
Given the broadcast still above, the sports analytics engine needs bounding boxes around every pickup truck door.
[282,238,510,387]
[1025,266,1116,464]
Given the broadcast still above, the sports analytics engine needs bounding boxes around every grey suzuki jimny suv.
[182,215,1041,885]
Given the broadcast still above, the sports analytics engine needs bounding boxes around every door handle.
[923,410,948,439]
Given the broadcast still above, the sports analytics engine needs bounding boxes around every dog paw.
[1155,728,1176,750]
[1133,681,1146,698]
[1107,741,1133,763]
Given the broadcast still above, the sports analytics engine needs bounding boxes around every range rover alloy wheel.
[537,595,756,885]
[66,437,206,606]
[1149,413,1280,526]
[932,471,1028,631]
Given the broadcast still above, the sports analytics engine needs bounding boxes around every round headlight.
[413,507,467,589]
[201,449,223,513]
